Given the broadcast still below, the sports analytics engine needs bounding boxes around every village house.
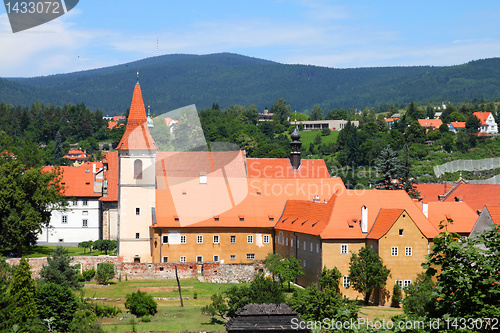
[470,205,500,241]
[274,189,440,305]
[448,121,466,133]
[473,111,498,134]
[63,149,89,166]
[291,119,359,131]
[39,162,104,245]
[417,118,442,131]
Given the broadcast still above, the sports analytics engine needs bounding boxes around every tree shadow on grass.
[201,317,226,326]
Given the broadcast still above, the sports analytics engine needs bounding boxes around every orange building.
[275,190,439,304]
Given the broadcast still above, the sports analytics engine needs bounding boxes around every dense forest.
[2,53,500,115]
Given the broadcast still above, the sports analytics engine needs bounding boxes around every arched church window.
[134,159,142,179]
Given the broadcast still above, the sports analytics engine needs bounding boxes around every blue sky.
[1,0,500,77]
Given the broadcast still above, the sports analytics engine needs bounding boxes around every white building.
[38,162,104,245]
[473,112,498,134]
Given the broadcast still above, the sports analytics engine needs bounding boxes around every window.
[310,243,313,252]
[341,244,348,254]
[83,211,88,215]
[82,219,88,228]
[213,255,219,262]
[246,253,255,260]
[405,247,412,256]
[196,256,203,263]
[136,233,140,239]
[396,280,403,288]
[291,239,294,247]
[343,276,350,288]
[247,235,253,243]
[404,280,412,288]
[73,200,78,206]
[134,159,142,179]
[180,235,186,244]
[316,243,320,253]
[61,215,68,224]
[82,199,88,206]
[135,208,140,215]
[303,260,306,267]
[303,241,307,250]
[399,229,404,236]
[297,240,300,249]
[239,217,245,221]
[163,257,168,263]
[391,247,398,256]
[230,235,236,243]
[180,256,186,263]
[230,255,235,260]
[263,235,269,243]
[199,175,207,184]
[285,237,288,246]
[197,235,203,244]
[213,235,220,244]
[162,235,169,244]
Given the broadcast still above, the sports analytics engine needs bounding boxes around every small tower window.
[134,159,143,179]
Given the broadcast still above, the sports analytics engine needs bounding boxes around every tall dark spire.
[290,120,302,170]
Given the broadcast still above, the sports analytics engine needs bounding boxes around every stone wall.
[6,256,262,282]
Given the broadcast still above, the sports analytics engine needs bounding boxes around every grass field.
[1,245,111,258]
[83,278,403,332]
[299,130,339,150]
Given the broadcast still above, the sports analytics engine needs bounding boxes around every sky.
[1,0,500,77]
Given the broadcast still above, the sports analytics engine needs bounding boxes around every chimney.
[361,205,368,233]
[422,202,429,218]
[289,123,302,170]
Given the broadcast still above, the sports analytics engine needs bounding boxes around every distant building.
[473,112,498,134]
[448,121,466,133]
[417,119,442,131]
[63,149,89,166]
[258,109,273,122]
[291,120,359,131]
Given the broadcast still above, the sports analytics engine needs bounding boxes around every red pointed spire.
[116,82,157,151]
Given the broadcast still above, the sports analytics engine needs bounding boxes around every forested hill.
[3,53,500,115]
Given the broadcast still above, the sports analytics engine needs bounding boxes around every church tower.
[116,73,158,262]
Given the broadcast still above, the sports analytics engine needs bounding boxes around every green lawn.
[1,245,111,258]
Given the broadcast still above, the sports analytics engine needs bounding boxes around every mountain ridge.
[2,53,500,115]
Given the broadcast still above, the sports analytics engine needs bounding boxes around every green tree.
[36,282,78,332]
[313,133,322,145]
[95,262,115,285]
[465,113,481,134]
[40,246,82,290]
[53,130,63,165]
[391,283,402,308]
[426,105,435,119]
[405,120,426,144]
[375,145,401,190]
[398,144,420,199]
[68,309,104,333]
[319,266,342,293]
[309,105,323,120]
[271,98,291,127]
[9,258,38,324]
[0,156,66,255]
[402,272,434,317]
[406,101,424,121]
[263,253,282,280]
[78,241,93,254]
[275,256,303,291]
[349,247,390,305]
[125,290,158,317]
[93,239,117,255]
[0,258,14,331]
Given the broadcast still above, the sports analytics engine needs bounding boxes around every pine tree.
[9,258,38,323]
[53,130,63,165]
[399,144,420,199]
[40,246,82,289]
[375,145,401,190]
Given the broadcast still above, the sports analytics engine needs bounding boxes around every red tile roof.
[100,152,118,202]
[116,83,157,151]
[276,189,438,240]
[450,121,466,129]
[366,209,404,239]
[153,151,344,228]
[473,112,491,125]
[424,201,478,234]
[417,183,500,212]
[63,150,88,160]
[42,162,103,197]
[246,158,330,178]
[418,119,442,129]
[485,205,500,224]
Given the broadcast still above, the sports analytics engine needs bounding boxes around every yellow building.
[275,190,439,304]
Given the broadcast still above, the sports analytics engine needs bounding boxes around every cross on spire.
[136,70,139,84]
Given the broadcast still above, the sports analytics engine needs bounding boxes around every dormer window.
[134,159,142,179]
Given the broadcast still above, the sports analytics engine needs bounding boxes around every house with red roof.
[470,205,500,244]
[274,189,439,304]
[448,121,466,133]
[63,149,89,166]
[473,112,498,134]
[39,162,104,245]
[418,119,442,131]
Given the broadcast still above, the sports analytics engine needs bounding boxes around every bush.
[125,290,157,317]
[141,315,151,322]
[391,283,402,308]
[92,303,121,318]
[36,282,78,332]
[40,246,82,289]
[82,268,96,281]
[95,263,115,285]
[68,309,103,333]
